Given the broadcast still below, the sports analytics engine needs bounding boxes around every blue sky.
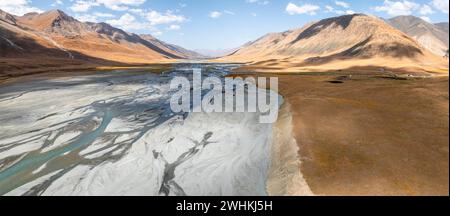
[1,0,448,50]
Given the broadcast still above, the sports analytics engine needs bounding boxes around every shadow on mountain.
[0,27,136,76]
[291,14,364,44]
[295,36,424,67]
[88,22,183,59]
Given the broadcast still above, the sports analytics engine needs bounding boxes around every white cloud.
[224,10,235,15]
[74,10,114,23]
[70,0,146,12]
[420,16,431,22]
[209,11,222,18]
[325,5,335,12]
[168,24,180,30]
[335,1,350,8]
[0,0,43,15]
[76,13,99,22]
[94,12,114,18]
[70,0,99,12]
[128,8,145,16]
[107,13,148,30]
[286,3,320,15]
[51,0,64,7]
[246,0,269,5]
[146,10,186,25]
[374,0,420,16]
[325,5,347,15]
[152,31,162,36]
[419,4,434,15]
[209,10,235,18]
[96,0,145,11]
[432,0,449,14]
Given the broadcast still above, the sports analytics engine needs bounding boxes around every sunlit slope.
[221,14,448,73]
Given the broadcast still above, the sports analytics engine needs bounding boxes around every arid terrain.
[220,14,448,74]
[0,9,201,80]
[223,14,449,195]
[275,73,448,195]
[0,8,448,196]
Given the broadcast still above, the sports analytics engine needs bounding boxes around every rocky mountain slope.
[388,15,448,57]
[221,14,447,73]
[0,9,201,64]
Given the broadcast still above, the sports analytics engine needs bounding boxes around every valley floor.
[272,73,449,195]
[0,63,448,195]
[0,58,175,84]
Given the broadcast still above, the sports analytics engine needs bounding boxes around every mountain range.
[1,9,449,75]
[221,14,448,73]
[0,9,202,64]
[388,15,448,57]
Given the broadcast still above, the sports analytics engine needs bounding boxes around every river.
[0,63,280,196]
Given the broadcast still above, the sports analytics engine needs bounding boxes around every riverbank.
[0,58,175,85]
[267,101,313,196]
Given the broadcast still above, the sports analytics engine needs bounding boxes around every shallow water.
[0,63,279,196]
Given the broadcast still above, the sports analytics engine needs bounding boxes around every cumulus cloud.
[70,0,146,12]
[76,11,114,22]
[70,0,99,12]
[146,10,186,25]
[432,0,449,14]
[0,0,43,15]
[106,13,149,30]
[374,0,420,16]
[374,0,446,16]
[420,16,431,22]
[286,3,320,15]
[346,10,355,14]
[419,4,434,15]
[51,0,64,7]
[96,0,145,11]
[209,11,222,18]
[167,24,180,30]
[335,1,350,8]
[326,5,356,15]
[76,13,100,22]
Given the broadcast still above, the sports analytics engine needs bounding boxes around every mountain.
[0,9,16,25]
[0,9,201,64]
[139,34,205,59]
[435,22,449,33]
[388,15,448,57]
[221,14,447,73]
[195,47,242,58]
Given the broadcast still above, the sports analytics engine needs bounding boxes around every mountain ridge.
[220,14,447,73]
[1,9,202,63]
[388,15,448,57]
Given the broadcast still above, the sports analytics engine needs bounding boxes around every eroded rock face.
[388,15,449,57]
[0,9,16,25]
